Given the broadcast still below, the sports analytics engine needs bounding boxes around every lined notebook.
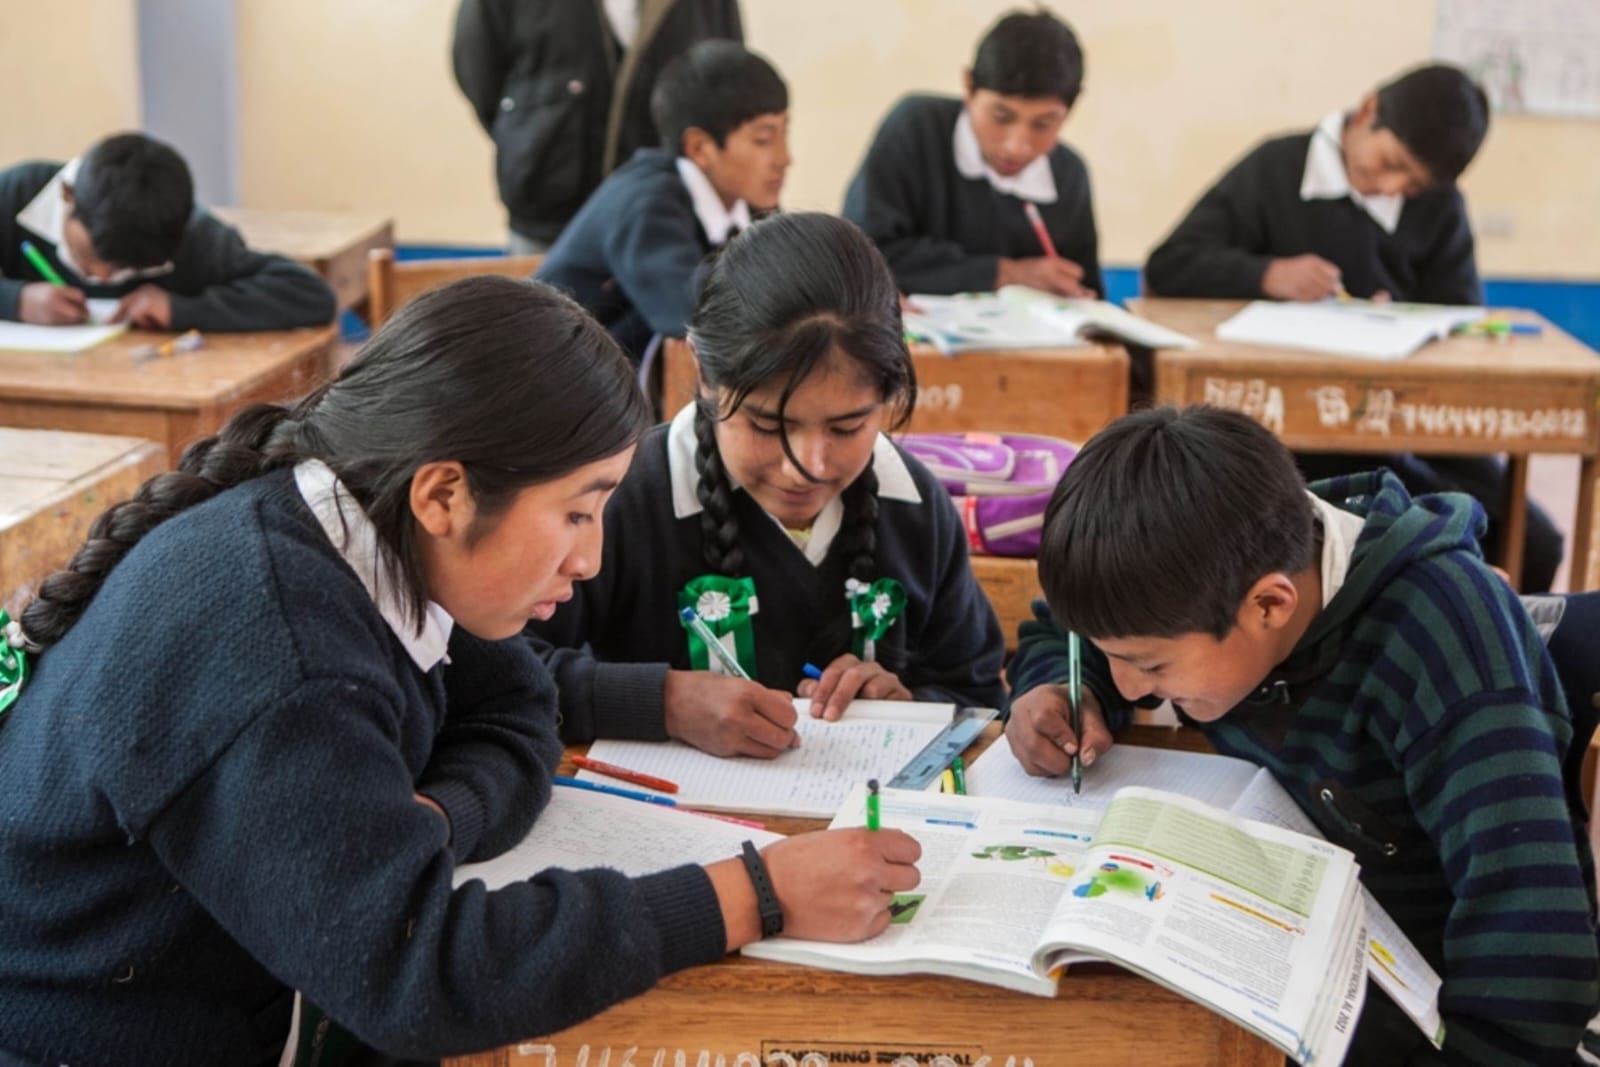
[1215,300,1485,360]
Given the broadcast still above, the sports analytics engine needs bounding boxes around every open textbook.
[745,782,1369,1067]
[1215,300,1486,360]
[966,741,1445,1048]
[578,699,982,818]
[903,286,1196,355]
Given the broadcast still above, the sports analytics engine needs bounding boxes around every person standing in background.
[452,0,743,254]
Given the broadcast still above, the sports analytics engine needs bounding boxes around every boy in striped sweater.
[1006,404,1598,1064]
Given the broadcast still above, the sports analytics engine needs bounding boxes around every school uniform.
[1142,115,1563,590]
[535,148,747,359]
[526,405,1008,741]
[1009,471,1600,1064]
[842,94,1102,296]
[0,159,337,331]
[0,464,726,1066]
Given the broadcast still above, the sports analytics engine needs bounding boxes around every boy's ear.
[1241,572,1300,632]
[961,69,975,103]
[682,126,716,168]
[410,460,474,539]
[60,183,75,208]
[1353,92,1380,129]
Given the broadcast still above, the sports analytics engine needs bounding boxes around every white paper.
[964,736,1262,811]
[1215,301,1485,361]
[0,319,127,353]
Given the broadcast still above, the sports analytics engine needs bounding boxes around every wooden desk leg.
[1502,455,1529,589]
[1573,454,1598,593]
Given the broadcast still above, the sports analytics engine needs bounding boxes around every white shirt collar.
[674,157,752,247]
[602,0,638,47]
[952,108,1058,204]
[294,459,454,671]
[1301,112,1404,235]
[1308,490,1366,607]
[664,402,922,566]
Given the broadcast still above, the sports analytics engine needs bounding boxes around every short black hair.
[71,132,195,269]
[971,9,1084,107]
[651,40,788,154]
[1037,406,1315,641]
[1374,64,1489,185]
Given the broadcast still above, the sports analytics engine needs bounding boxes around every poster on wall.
[1434,0,1600,118]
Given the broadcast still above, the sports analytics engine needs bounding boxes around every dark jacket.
[0,162,336,332]
[452,0,742,243]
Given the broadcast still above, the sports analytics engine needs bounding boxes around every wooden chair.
[366,248,545,329]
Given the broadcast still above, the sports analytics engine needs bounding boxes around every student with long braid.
[527,212,1005,757]
[0,276,920,1067]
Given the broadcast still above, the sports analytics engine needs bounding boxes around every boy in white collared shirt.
[536,40,789,361]
[842,9,1101,298]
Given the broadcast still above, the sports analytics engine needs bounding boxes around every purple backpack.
[896,432,1078,557]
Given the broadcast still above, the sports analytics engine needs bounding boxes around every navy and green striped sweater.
[1009,471,1599,1064]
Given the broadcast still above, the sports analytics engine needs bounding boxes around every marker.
[866,778,881,831]
[1068,631,1083,795]
[132,329,205,361]
[1021,202,1059,259]
[679,606,752,681]
[20,240,67,287]
[553,775,676,806]
[571,754,679,794]
[801,662,823,681]
[950,755,967,795]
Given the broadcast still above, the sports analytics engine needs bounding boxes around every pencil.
[1022,202,1059,259]
[940,768,956,794]
[1068,631,1083,795]
[570,755,679,794]
[20,241,67,287]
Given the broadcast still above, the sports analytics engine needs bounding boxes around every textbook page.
[1215,300,1485,360]
[743,784,1100,995]
[998,286,1197,350]
[964,738,1262,811]
[904,293,1081,355]
[1032,786,1366,1067]
[579,699,954,817]
[0,319,127,353]
[452,787,782,891]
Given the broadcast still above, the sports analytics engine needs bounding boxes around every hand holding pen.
[663,607,799,758]
[1002,634,1111,782]
[17,240,87,325]
[1067,631,1083,794]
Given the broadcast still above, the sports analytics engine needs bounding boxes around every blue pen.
[801,662,823,681]
[554,775,676,806]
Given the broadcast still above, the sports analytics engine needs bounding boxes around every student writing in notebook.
[1005,405,1598,1065]
[0,132,335,331]
[527,212,1006,757]
[536,39,789,360]
[0,277,920,1067]
[1143,65,1561,592]
[842,9,1101,298]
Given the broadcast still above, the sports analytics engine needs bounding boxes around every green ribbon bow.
[677,575,760,677]
[847,577,907,661]
[0,610,29,718]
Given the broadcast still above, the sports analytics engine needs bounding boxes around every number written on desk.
[915,384,964,413]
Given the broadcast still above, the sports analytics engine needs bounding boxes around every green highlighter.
[20,240,67,287]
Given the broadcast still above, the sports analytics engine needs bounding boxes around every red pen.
[1022,201,1059,259]
[570,755,680,794]
[687,810,767,831]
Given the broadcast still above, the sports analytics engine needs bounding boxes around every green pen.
[20,240,67,287]
[1068,631,1083,795]
[950,755,967,795]
[866,778,881,831]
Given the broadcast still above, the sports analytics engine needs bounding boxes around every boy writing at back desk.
[0,132,336,331]
[1143,65,1562,592]
[536,40,789,360]
[842,8,1100,298]
[1004,404,1599,1064]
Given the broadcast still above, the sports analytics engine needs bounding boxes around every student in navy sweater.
[842,9,1100,298]
[1006,406,1599,1064]
[535,40,789,360]
[0,277,919,1067]
[0,132,335,331]
[1144,66,1561,591]
[527,212,1006,757]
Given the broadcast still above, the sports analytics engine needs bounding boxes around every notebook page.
[963,738,1261,811]
[1215,301,1484,361]
[0,320,128,353]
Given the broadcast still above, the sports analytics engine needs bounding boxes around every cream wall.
[0,0,141,163]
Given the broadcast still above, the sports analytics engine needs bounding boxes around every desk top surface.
[211,207,394,261]
[0,325,336,410]
[1133,297,1600,378]
[0,427,164,527]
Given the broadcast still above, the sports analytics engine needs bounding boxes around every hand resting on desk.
[798,653,912,720]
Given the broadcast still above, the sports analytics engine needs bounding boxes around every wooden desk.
[971,555,1040,649]
[447,725,1280,1067]
[212,207,395,314]
[0,428,167,617]
[660,338,1130,442]
[1133,298,1600,591]
[0,325,336,464]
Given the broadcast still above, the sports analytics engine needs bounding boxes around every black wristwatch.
[740,840,784,937]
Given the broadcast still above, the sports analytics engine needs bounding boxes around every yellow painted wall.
[0,0,142,163]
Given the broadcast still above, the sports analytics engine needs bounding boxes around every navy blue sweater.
[0,469,727,1066]
[1144,133,1482,305]
[842,94,1102,297]
[535,148,713,358]
[0,162,337,331]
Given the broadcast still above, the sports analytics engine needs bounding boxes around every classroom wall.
[0,0,142,164]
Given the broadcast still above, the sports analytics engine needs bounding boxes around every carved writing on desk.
[1202,377,1590,443]
[504,1043,1034,1067]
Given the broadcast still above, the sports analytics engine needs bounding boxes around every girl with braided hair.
[0,276,919,1067]
[528,212,1005,758]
